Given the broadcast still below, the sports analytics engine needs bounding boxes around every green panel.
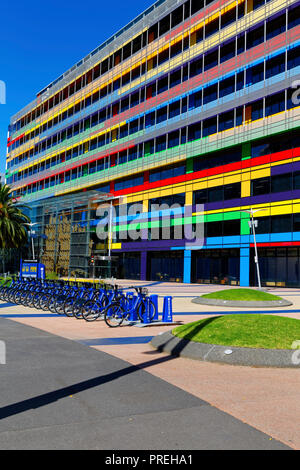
[241,216,251,235]
[186,157,193,174]
[242,142,251,159]
[205,211,242,223]
[205,213,223,223]
[144,142,151,156]
[223,211,241,221]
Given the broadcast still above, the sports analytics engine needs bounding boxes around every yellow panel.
[271,158,293,168]
[190,31,197,46]
[160,188,173,197]
[149,190,160,199]
[247,0,253,13]
[251,168,271,179]
[256,207,271,217]
[192,181,207,191]
[241,171,251,182]
[293,203,300,215]
[172,184,186,195]
[185,182,193,192]
[147,58,153,72]
[111,243,122,250]
[241,180,251,198]
[207,177,223,188]
[270,205,293,216]
[223,174,241,185]
[185,192,193,206]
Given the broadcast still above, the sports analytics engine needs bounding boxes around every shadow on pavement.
[155,316,220,357]
[0,315,216,421]
[0,351,179,420]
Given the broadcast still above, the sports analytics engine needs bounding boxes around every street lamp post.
[242,208,266,289]
[24,223,38,260]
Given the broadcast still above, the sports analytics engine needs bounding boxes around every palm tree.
[0,183,30,274]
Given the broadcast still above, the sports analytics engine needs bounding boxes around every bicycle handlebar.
[118,285,149,295]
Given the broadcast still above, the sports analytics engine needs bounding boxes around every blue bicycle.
[104,286,157,327]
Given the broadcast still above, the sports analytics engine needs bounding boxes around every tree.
[0,184,30,273]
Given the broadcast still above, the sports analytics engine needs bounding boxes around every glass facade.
[6,0,300,285]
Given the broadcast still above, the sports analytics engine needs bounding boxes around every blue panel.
[222,235,241,244]
[255,233,271,243]
[292,231,300,241]
[183,250,192,284]
[270,232,292,242]
[206,236,223,245]
[240,247,250,287]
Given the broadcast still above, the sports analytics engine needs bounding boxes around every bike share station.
[16,259,179,328]
[91,255,179,327]
[20,260,46,280]
[122,290,180,328]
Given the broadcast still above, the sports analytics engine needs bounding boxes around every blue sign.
[20,260,46,280]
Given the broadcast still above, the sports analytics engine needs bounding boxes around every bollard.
[142,297,152,324]
[162,296,173,323]
[150,294,159,321]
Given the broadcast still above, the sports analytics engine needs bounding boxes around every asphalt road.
[0,318,290,450]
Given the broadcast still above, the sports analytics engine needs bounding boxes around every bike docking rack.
[123,292,181,328]
[0,278,182,328]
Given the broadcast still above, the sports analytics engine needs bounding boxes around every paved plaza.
[0,281,299,449]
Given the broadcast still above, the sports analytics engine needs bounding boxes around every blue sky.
[0,0,155,175]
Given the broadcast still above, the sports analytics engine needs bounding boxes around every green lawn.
[201,288,281,302]
[172,315,300,349]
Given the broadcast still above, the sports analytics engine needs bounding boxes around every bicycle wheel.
[55,301,65,315]
[13,290,23,304]
[81,300,101,322]
[104,302,125,327]
[32,294,42,309]
[48,297,58,313]
[73,300,86,319]
[8,289,18,302]
[39,293,51,311]
[136,299,156,322]
[24,292,35,307]
[63,297,75,317]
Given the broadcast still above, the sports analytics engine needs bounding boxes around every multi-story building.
[6,0,300,286]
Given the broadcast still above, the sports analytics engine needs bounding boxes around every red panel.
[146,86,152,100]
[89,26,300,141]
[113,104,119,116]
[250,242,300,248]
[7,133,25,148]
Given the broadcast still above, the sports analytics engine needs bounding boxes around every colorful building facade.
[6,0,300,286]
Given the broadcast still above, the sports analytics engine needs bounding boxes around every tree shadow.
[0,352,178,420]
[156,316,221,357]
[0,318,221,421]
